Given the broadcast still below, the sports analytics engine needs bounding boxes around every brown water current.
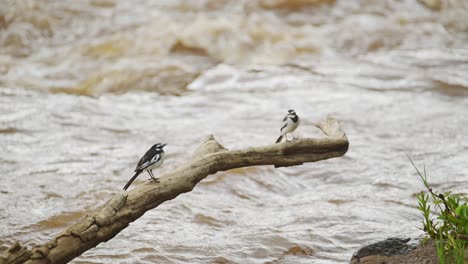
[1,0,468,263]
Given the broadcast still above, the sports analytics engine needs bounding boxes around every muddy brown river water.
[1,0,468,263]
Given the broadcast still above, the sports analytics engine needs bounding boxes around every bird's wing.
[280,114,289,131]
[135,147,161,171]
[280,123,288,132]
[137,154,161,170]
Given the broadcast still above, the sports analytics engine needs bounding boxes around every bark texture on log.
[0,116,349,264]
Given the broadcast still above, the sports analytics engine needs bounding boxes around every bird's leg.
[148,170,160,183]
[147,170,155,180]
[292,133,296,140]
[285,133,290,142]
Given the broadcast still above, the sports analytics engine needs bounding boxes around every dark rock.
[353,237,415,259]
[350,238,439,264]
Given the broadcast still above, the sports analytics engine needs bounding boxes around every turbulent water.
[1,0,468,263]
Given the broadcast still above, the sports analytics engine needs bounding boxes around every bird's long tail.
[123,170,142,191]
[275,135,283,143]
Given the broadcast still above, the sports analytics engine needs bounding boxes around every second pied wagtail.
[276,109,300,143]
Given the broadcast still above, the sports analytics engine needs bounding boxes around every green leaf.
[455,205,468,220]
[448,214,465,226]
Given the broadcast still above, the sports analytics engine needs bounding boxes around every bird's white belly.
[282,118,300,134]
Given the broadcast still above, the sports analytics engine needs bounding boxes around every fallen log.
[0,116,349,264]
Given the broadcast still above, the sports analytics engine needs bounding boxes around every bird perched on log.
[276,110,300,143]
[123,143,167,191]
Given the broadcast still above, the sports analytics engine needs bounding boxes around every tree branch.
[0,116,349,264]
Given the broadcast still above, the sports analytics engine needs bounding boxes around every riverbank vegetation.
[411,158,468,263]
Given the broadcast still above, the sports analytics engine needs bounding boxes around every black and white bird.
[275,109,300,143]
[123,143,167,191]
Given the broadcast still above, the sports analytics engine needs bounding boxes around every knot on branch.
[30,246,48,260]
[192,135,228,158]
[0,242,31,264]
[6,243,23,255]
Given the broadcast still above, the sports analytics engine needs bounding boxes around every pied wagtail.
[123,143,167,191]
[275,109,300,143]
